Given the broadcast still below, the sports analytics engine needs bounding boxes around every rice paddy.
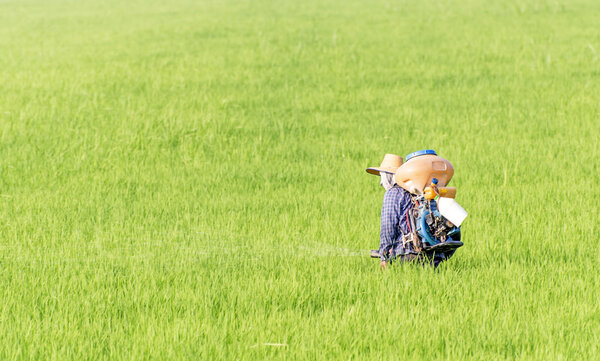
[1,0,599,359]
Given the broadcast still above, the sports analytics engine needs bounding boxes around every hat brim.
[366,167,397,176]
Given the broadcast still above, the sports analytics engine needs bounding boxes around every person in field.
[366,154,450,269]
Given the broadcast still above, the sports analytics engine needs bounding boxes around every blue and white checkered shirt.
[379,185,415,261]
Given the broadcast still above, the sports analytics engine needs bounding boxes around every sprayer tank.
[394,151,454,194]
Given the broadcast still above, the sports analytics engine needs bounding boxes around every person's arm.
[398,189,414,235]
[379,188,401,264]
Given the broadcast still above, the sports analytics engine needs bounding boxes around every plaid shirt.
[379,185,415,261]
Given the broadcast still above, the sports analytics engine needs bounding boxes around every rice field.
[1,0,599,359]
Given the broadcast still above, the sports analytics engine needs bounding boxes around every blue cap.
[405,149,437,161]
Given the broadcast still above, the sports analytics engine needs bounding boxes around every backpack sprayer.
[371,150,467,258]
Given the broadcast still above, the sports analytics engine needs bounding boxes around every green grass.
[1,0,600,359]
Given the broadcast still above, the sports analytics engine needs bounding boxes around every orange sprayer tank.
[394,150,454,194]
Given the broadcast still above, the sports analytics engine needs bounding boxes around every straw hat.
[365,154,404,175]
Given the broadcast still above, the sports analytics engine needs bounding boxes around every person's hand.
[380,260,387,270]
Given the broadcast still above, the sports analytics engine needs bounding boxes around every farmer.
[366,154,449,269]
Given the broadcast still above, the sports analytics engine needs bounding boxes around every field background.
[1,0,599,359]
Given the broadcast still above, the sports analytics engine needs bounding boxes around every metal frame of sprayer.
[412,194,461,248]
[405,177,463,254]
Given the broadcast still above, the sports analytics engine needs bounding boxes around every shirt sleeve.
[379,188,401,262]
[398,189,413,235]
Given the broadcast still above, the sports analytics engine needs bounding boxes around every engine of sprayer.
[412,189,462,248]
